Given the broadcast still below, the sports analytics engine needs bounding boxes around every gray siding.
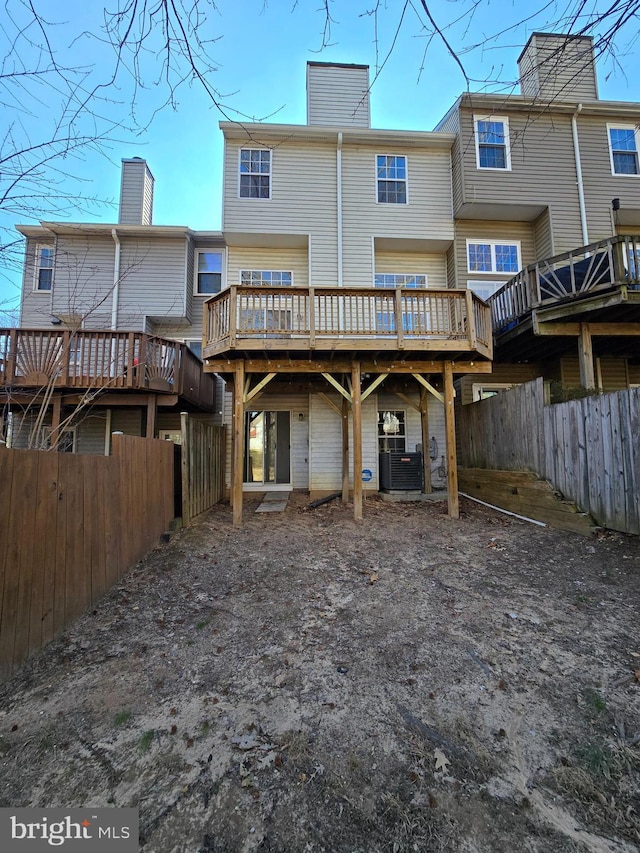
[307,63,370,127]
[518,34,597,101]
[119,159,155,225]
[76,413,108,454]
[117,237,188,327]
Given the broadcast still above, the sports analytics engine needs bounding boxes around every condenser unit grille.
[379,452,423,490]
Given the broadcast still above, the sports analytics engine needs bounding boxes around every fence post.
[181,412,190,526]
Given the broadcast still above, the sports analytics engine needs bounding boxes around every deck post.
[341,395,350,504]
[232,360,245,527]
[351,361,363,520]
[443,360,459,519]
[146,394,157,438]
[419,386,432,494]
[578,323,595,389]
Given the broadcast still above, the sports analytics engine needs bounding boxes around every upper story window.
[467,240,521,274]
[608,125,639,175]
[375,273,427,288]
[34,245,54,291]
[240,270,292,286]
[474,116,511,170]
[195,250,223,295]
[239,148,271,198]
[376,155,407,204]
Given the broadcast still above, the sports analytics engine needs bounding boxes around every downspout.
[111,228,121,329]
[337,132,343,287]
[571,104,589,246]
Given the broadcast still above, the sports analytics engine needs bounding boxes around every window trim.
[238,147,272,199]
[607,123,640,177]
[374,273,427,289]
[239,270,294,286]
[474,115,512,171]
[375,153,408,205]
[471,383,516,402]
[33,243,55,292]
[193,248,225,296]
[466,240,521,275]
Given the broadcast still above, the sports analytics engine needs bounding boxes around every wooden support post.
[341,396,350,504]
[232,360,245,527]
[443,361,459,519]
[146,394,157,438]
[419,386,432,494]
[351,361,363,521]
[181,411,190,525]
[578,323,595,390]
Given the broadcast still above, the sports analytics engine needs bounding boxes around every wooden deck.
[203,285,492,361]
[0,329,216,411]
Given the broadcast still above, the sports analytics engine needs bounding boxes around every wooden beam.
[352,362,363,521]
[318,392,341,417]
[341,396,350,504]
[232,361,245,528]
[578,323,595,390]
[50,394,62,448]
[321,372,352,402]
[394,392,420,412]
[411,373,444,404]
[361,373,388,402]
[443,361,459,519]
[534,319,640,337]
[419,387,432,494]
[146,394,157,438]
[204,358,492,375]
[244,372,276,404]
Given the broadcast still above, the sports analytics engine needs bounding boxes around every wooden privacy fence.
[180,414,226,525]
[0,435,174,675]
[457,378,640,534]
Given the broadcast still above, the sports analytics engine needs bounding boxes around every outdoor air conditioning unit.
[379,451,423,491]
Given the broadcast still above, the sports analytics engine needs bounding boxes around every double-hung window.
[608,125,639,175]
[378,410,406,452]
[240,270,292,286]
[35,245,54,291]
[239,148,271,198]
[195,250,223,295]
[377,155,407,204]
[475,116,511,170]
[467,240,520,275]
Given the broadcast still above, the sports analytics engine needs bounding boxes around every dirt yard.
[0,493,639,853]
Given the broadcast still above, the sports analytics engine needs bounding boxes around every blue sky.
[2,0,639,317]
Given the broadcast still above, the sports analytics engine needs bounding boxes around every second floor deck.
[203,285,492,363]
[0,329,216,411]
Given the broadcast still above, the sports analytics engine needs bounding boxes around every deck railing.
[204,286,492,357]
[0,329,216,410]
[489,234,640,333]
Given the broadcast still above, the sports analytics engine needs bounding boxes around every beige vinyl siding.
[533,208,554,261]
[227,247,308,287]
[518,35,597,102]
[561,357,630,391]
[309,392,378,492]
[307,64,370,127]
[435,106,464,213]
[454,220,535,289]
[223,140,337,286]
[184,235,195,325]
[342,146,454,288]
[20,237,54,327]
[51,236,115,327]
[117,237,188,327]
[374,251,447,288]
[446,244,456,289]
[458,108,585,254]
[580,114,639,242]
[223,388,309,490]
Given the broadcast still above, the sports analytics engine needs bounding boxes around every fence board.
[0,436,173,676]
[180,415,226,524]
[458,380,640,534]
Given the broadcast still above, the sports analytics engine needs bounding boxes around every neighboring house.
[203,62,492,523]
[2,158,221,453]
[435,33,640,403]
